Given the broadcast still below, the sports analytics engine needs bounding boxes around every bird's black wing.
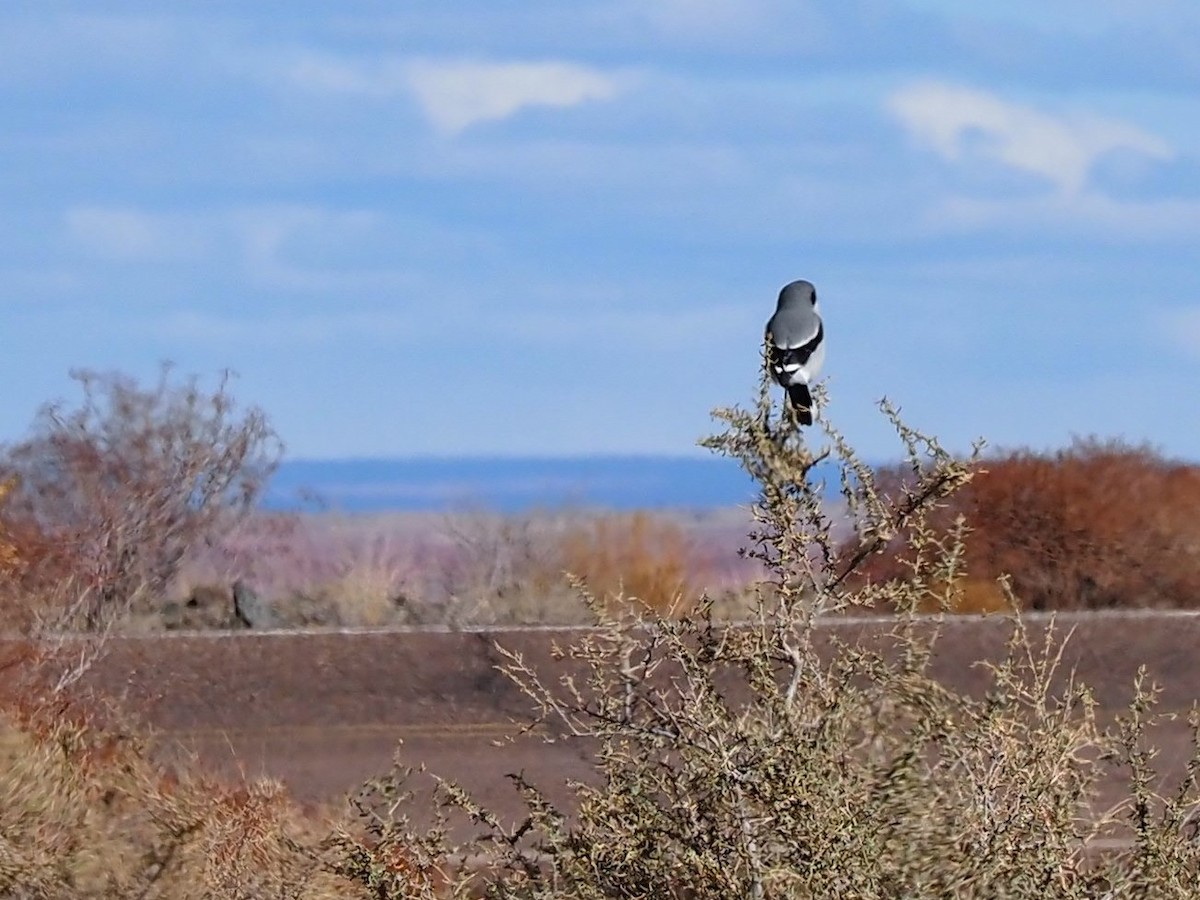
[785,320,823,364]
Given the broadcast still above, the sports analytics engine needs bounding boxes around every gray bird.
[765,279,825,425]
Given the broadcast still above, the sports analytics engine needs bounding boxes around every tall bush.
[857,438,1200,612]
[0,365,282,630]
[558,511,697,616]
[960,439,1200,610]
[335,380,1200,898]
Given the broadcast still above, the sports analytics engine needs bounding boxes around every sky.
[2,2,1199,462]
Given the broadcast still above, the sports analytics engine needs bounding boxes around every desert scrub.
[335,380,1200,899]
[0,478,18,576]
[856,438,1200,613]
[0,365,282,631]
[0,477,45,634]
[0,691,354,900]
[557,511,698,617]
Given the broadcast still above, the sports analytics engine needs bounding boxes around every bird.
[765,279,825,425]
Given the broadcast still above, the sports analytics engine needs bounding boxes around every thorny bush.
[344,377,1200,898]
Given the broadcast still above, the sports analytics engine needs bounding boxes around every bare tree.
[0,364,283,632]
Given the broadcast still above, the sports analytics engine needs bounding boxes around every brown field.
[8,609,1199,825]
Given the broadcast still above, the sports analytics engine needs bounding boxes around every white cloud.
[0,14,180,85]
[65,207,206,261]
[406,59,623,134]
[887,81,1174,194]
[66,207,160,259]
[280,54,624,135]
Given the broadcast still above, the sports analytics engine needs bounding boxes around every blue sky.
[2,2,1198,461]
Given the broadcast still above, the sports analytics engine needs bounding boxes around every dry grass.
[309,531,418,627]
[558,511,698,617]
[0,690,352,899]
[158,508,747,630]
[135,438,1200,631]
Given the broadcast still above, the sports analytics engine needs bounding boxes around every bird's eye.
[811,290,818,305]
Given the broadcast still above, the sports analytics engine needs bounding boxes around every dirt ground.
[8,611,1200,826]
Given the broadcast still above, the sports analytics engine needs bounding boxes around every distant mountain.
[262,456,842,513]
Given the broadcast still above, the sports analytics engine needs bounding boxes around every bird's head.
[777,279,818,312]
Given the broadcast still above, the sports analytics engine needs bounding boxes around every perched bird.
[765,279,825,425]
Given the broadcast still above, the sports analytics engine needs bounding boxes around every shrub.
[0,479,18,576]
[311,530,419,627]
[0,479,27,629]
[0,691,348,899]
[0,365,283,630]
[960,439,1200,611]
[437,510,581,626]
[857,438,1200,612]
[434,510,704,626]
[558,511,697,616]
[343,381,1200,898]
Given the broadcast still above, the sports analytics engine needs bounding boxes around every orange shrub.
[854,438,1200,612]
[558,512,697,616]
[0,478,41,632]
[0,479,19,576]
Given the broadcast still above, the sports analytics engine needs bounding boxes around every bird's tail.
[787,383,815,426]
